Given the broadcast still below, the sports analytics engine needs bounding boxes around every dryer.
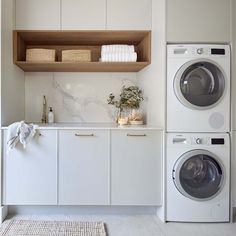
[167,44,230,132]
[166,133,230,222]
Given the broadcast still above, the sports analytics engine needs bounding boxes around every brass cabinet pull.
[127,134,147,137]
[75,133,94,137]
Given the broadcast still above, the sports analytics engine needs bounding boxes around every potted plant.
[107,85,144,125]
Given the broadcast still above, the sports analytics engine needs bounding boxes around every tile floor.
[5,214,236,236]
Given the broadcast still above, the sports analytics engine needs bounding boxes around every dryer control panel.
[173,47,225,56]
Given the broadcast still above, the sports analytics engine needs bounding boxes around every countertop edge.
[1,125,164,131]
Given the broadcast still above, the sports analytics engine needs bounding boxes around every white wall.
[231,0,236,208]
[1,0,25,125]
[137,0,166,127]
[232,0,236,130]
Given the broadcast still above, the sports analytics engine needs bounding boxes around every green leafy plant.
[107,86,144,112]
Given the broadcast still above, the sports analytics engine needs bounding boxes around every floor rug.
[0,219,106,236]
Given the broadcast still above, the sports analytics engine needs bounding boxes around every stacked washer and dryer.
[166,45,231,222]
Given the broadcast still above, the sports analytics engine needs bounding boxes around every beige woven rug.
[0,220,106,236]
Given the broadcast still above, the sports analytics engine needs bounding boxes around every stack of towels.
[101,45,137,62]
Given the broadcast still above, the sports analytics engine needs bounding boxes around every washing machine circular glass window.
[173,150,224,201]
[174,60,226,109]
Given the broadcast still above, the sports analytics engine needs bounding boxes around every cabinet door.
[166,0,231,43]
[107,0,152,30]
[15,0,60,30]
[59,130,109,205]
[61,0,106,30]
[111,130,162,205]
[3,130,57,205]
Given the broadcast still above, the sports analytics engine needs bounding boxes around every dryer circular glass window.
[174,60,226,109]
[173,150,224,201]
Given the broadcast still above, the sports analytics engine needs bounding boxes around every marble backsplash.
[25,72,140,123]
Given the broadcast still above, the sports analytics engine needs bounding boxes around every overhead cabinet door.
[3,130,57,205]
[166,0,231,42]
[15,0,61,30]
[107,0,152,30]
[61,0,106,30]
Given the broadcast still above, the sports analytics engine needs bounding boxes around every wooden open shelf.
[13,30,151,72]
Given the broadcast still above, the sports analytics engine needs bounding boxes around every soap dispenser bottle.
[48,107,54,123]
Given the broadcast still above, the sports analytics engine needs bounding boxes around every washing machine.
[166,133,230,222]
[167,44,230,132]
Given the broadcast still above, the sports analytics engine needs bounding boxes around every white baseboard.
[0,206,8,223]
[156,206,165,222]
[8,206,159,216]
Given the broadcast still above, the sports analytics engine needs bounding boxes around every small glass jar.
[128,109,144,125]
[117,108,129,125]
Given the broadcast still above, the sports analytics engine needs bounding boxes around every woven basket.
[62,50,91,62]
[26,49,56,62]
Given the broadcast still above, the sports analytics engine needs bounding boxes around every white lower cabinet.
[3,130,57,205]
[111,130,162,205]
[58,130,109,205]
[3,128,163,206]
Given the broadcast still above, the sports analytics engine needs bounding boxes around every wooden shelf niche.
[13,30,151,72]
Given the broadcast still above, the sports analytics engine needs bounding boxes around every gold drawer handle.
[127,134,147,137]
[75,133,94,137]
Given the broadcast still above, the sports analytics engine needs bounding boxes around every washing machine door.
[173,150,224,201]
[174,59,226,110]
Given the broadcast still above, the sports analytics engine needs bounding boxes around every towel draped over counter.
[7,121,38,153]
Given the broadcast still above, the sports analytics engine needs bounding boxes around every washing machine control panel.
[191,137,225,145]
[191,137,208,145]
[172,136,225,146]
[196,48,204,55]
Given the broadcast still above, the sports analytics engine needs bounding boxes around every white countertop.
[1,122,163,130]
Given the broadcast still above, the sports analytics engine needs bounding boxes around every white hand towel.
[101,45,135,53]
[7,121,38,154]
[101,52,137,62]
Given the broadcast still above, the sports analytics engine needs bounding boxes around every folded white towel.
[7,121,38,154]
[101,52,137,62]
[101,45,135,53]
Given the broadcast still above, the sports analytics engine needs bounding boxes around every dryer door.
[174,59,226,110]
[173,150,224,201]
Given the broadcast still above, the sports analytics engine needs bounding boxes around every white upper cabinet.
[111,130,162,205]
[107,0,152,30]
[61,0,106,30]
[3,130,57,205]
[15,0,61,30]
[166,0,231,43]
[58,130,109,205]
